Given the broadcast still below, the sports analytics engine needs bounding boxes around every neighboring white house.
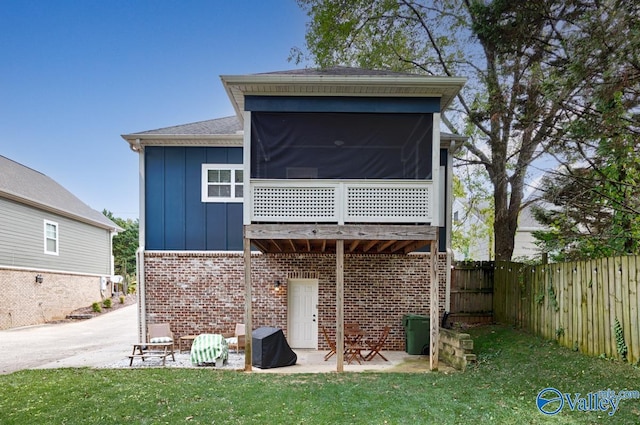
[452,196,547,262]
[0,155,121,329]
[512,201,546,261]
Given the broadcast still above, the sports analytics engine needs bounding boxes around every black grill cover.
[251,327,297,369]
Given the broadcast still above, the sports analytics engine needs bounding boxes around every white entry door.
[288,278,318,348]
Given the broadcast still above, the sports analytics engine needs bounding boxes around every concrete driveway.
[0,303,137,374]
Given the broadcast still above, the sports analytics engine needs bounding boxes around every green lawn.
[1,325,639,424]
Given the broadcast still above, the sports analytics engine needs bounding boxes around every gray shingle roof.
[0,155,121,231]
[256,66,424,77]
[133,116,241,136]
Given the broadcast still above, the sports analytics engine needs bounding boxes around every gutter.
[136,147,146,343]
[121,134,242,152]
[136,246,146,344]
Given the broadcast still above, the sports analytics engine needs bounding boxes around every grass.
[1,325,639,424]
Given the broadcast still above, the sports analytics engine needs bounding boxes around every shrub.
[91,302,102,313]
[103,298,112,309]
[119,295,125,304]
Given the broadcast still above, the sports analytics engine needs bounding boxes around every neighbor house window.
[44,220,59,255]
[201,164,243,202]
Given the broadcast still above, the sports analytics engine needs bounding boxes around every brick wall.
[144,251,448,351]
[0,268,104,330]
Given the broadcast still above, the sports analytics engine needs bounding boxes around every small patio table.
[179,334,197,353]
[344,329,367,364]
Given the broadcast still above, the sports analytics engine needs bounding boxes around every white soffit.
[220,74,466,122]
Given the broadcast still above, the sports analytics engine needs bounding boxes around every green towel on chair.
[190,334,229,366]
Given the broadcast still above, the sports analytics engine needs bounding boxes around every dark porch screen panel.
[250,112,433,179]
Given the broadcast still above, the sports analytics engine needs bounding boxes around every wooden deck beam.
[245,224,438,241]
[430,239,439,371]
[243,237,252,372]
[348,240,360,252]
[362,240,378,253]
[377,240,396,252]
[389,240,414,253]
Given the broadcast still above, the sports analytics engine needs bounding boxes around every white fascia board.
[220,74,467,112]
[121,134,243,151]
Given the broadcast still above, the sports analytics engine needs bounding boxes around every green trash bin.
[402,314,430,355]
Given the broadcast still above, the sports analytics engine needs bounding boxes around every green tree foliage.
[293,0,639,261]
[451,174,493,260]
[531,1,640,261]
[103,210,139,278]
[532,97,640,261]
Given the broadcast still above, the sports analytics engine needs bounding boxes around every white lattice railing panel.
[346,186,431,222]
[251,186,338,222]
[249,180,433,223]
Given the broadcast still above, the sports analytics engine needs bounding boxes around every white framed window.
[44,220,59,255]
[201,164,244,203]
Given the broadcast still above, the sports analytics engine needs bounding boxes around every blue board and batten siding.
[145,145,450,253]
[145,146,243,251]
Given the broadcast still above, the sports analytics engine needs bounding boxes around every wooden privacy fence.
[449,261,494,324]
[493,256,640,365]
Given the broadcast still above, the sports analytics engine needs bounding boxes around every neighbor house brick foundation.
[0,268,105,330]
[143,251,448,351]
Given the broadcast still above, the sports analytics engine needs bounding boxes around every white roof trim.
[0,190,121,232]
[121,134,243,151]
[220,74,466,123]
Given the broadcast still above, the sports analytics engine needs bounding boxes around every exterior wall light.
[35,274,43,284]
[274,280,282,291]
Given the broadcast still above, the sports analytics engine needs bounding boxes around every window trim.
[201,164,244,203]
[44,219,59,255]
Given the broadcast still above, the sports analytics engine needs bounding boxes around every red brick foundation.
[143,251,448,351]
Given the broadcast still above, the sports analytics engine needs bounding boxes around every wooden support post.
[430,239,439,371]
[336,239,344,372]
[244,236,252,372]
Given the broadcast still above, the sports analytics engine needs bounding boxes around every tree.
[532,96,640,261]
[292,0,638,260]
[532,166,639,262]
[103,210,139,280]
[451,174,493,261]
[531,1,640,261]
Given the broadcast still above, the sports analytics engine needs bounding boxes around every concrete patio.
[0,303,453,374]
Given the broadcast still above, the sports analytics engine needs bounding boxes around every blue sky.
[1,1,308,220]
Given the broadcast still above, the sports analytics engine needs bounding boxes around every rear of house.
[0,155,121,329]
[123,68,466,357]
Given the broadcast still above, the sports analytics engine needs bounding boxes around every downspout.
[136,139,146,343]
[137,247,146,344]
[446,249,452,314]
[445,141,455,314]
[109,231,116,277]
